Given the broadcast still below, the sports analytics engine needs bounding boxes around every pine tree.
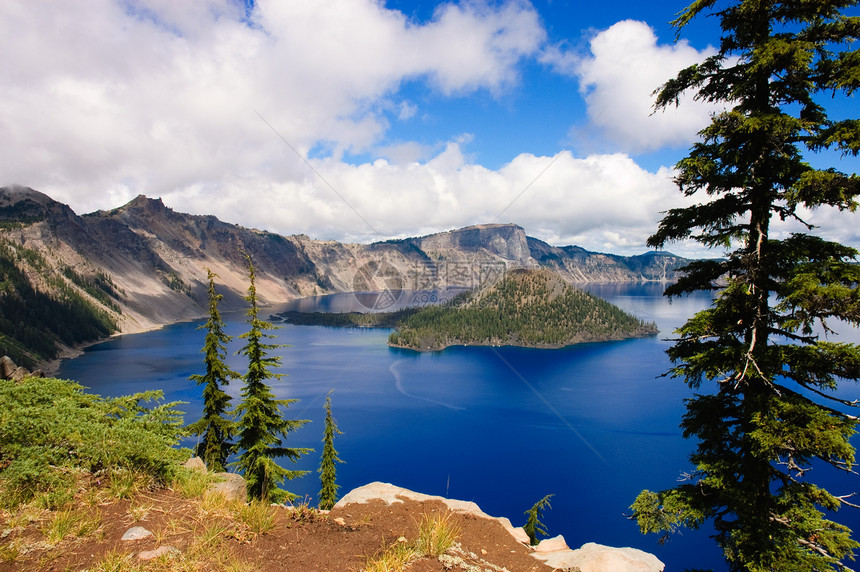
[523,494,554,546]
[631,1,860,570]
[232,254,310,502]
[186,269,239,472]
[317,390,344,510]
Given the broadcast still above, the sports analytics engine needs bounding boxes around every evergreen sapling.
[186,269,238,472]
[318,390,344,510]
[232,254,311,502]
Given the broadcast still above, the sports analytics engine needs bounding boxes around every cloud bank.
[1,1,854,258]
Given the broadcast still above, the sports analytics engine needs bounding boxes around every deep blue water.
[56,283,860,571]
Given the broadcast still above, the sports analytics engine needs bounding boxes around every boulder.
[0,356,16,378]
[0,356,43,381]
[497,516,530,545]
[532,542,664,572]
[10,366,29,382]
[535,534,569,552]
[335,482,492,520]
[182,456,207,473]
[209,472,246,503]
[336,483,664,572]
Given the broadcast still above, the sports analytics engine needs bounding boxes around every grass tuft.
[0,539,24,563]
[236,500,276,537]
[41,507,102,545]
[89,548,137,572]
[364,540,420,572]
[415,512,460,557]
[172,468,216,499]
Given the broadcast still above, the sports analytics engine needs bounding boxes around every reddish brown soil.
[0,488,555,571]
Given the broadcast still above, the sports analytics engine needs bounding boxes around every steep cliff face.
[0,186,688,362]
[412,223,534,263]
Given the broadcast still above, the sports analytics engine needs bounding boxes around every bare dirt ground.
[0,485,556,571]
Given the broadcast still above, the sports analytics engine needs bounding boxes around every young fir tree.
[186,269,239,472]
[630,1,860,570]
[317,390,344,510]
[232,255,310,502]
[523,494,554,546]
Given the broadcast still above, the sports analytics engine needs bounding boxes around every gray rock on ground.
[138,546,179,561]
[208,472,247,503]
[0,356,17,378]
[121,526,153,541]
[0,356,43,381]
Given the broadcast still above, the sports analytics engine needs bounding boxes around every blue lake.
[56,282,860,571]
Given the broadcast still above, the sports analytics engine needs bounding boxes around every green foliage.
[158,268,192,296]
[62,266,122,312]
[317,391,344,510]
[0,376,186,509]
[173,467,217,498]
[231,254,310,502]
[633,1,860,570]
[277,308,417,328]
[186,270,239,472]
[236,499,276,536]
[523,493,553,546]
[0,239,117,366]
[388,269,656,350]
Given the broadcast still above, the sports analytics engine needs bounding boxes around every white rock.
[335,482,490,519]
[532,542,664,572]
[335,483,664,572]
[497,517,530,545]
[534,534,569,552]
[121,526,153,541]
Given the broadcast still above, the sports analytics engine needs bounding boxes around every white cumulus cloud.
[545,19,721,153]
[0,0,544,213]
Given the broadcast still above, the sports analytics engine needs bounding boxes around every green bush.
[0,376,187,508]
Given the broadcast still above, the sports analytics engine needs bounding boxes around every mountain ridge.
[0,185,688,368]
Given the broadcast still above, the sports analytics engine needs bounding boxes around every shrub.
[0,377,187,508]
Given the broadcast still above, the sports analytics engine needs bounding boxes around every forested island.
[276,269,658,351]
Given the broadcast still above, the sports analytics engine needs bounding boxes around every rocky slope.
[0,185,688,366]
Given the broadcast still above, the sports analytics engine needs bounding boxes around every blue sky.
[0,0,856,256]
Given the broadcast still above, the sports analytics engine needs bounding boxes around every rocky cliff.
[0,185,688,366]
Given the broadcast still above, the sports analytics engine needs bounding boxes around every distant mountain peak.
[120,195,168,212]
[0,185,56,206]
[0,185,76,223]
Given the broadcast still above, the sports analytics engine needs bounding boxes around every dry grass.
[415,512,460,557]
[235,499,276,537]
[363,511,461,571]
[364,539,421,572]
[41,506,102,545]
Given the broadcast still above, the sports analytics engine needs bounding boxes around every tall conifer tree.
[318,390,343,510]
[187,269,238,472]
[631,1,860,570]
[232,254,310,502]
